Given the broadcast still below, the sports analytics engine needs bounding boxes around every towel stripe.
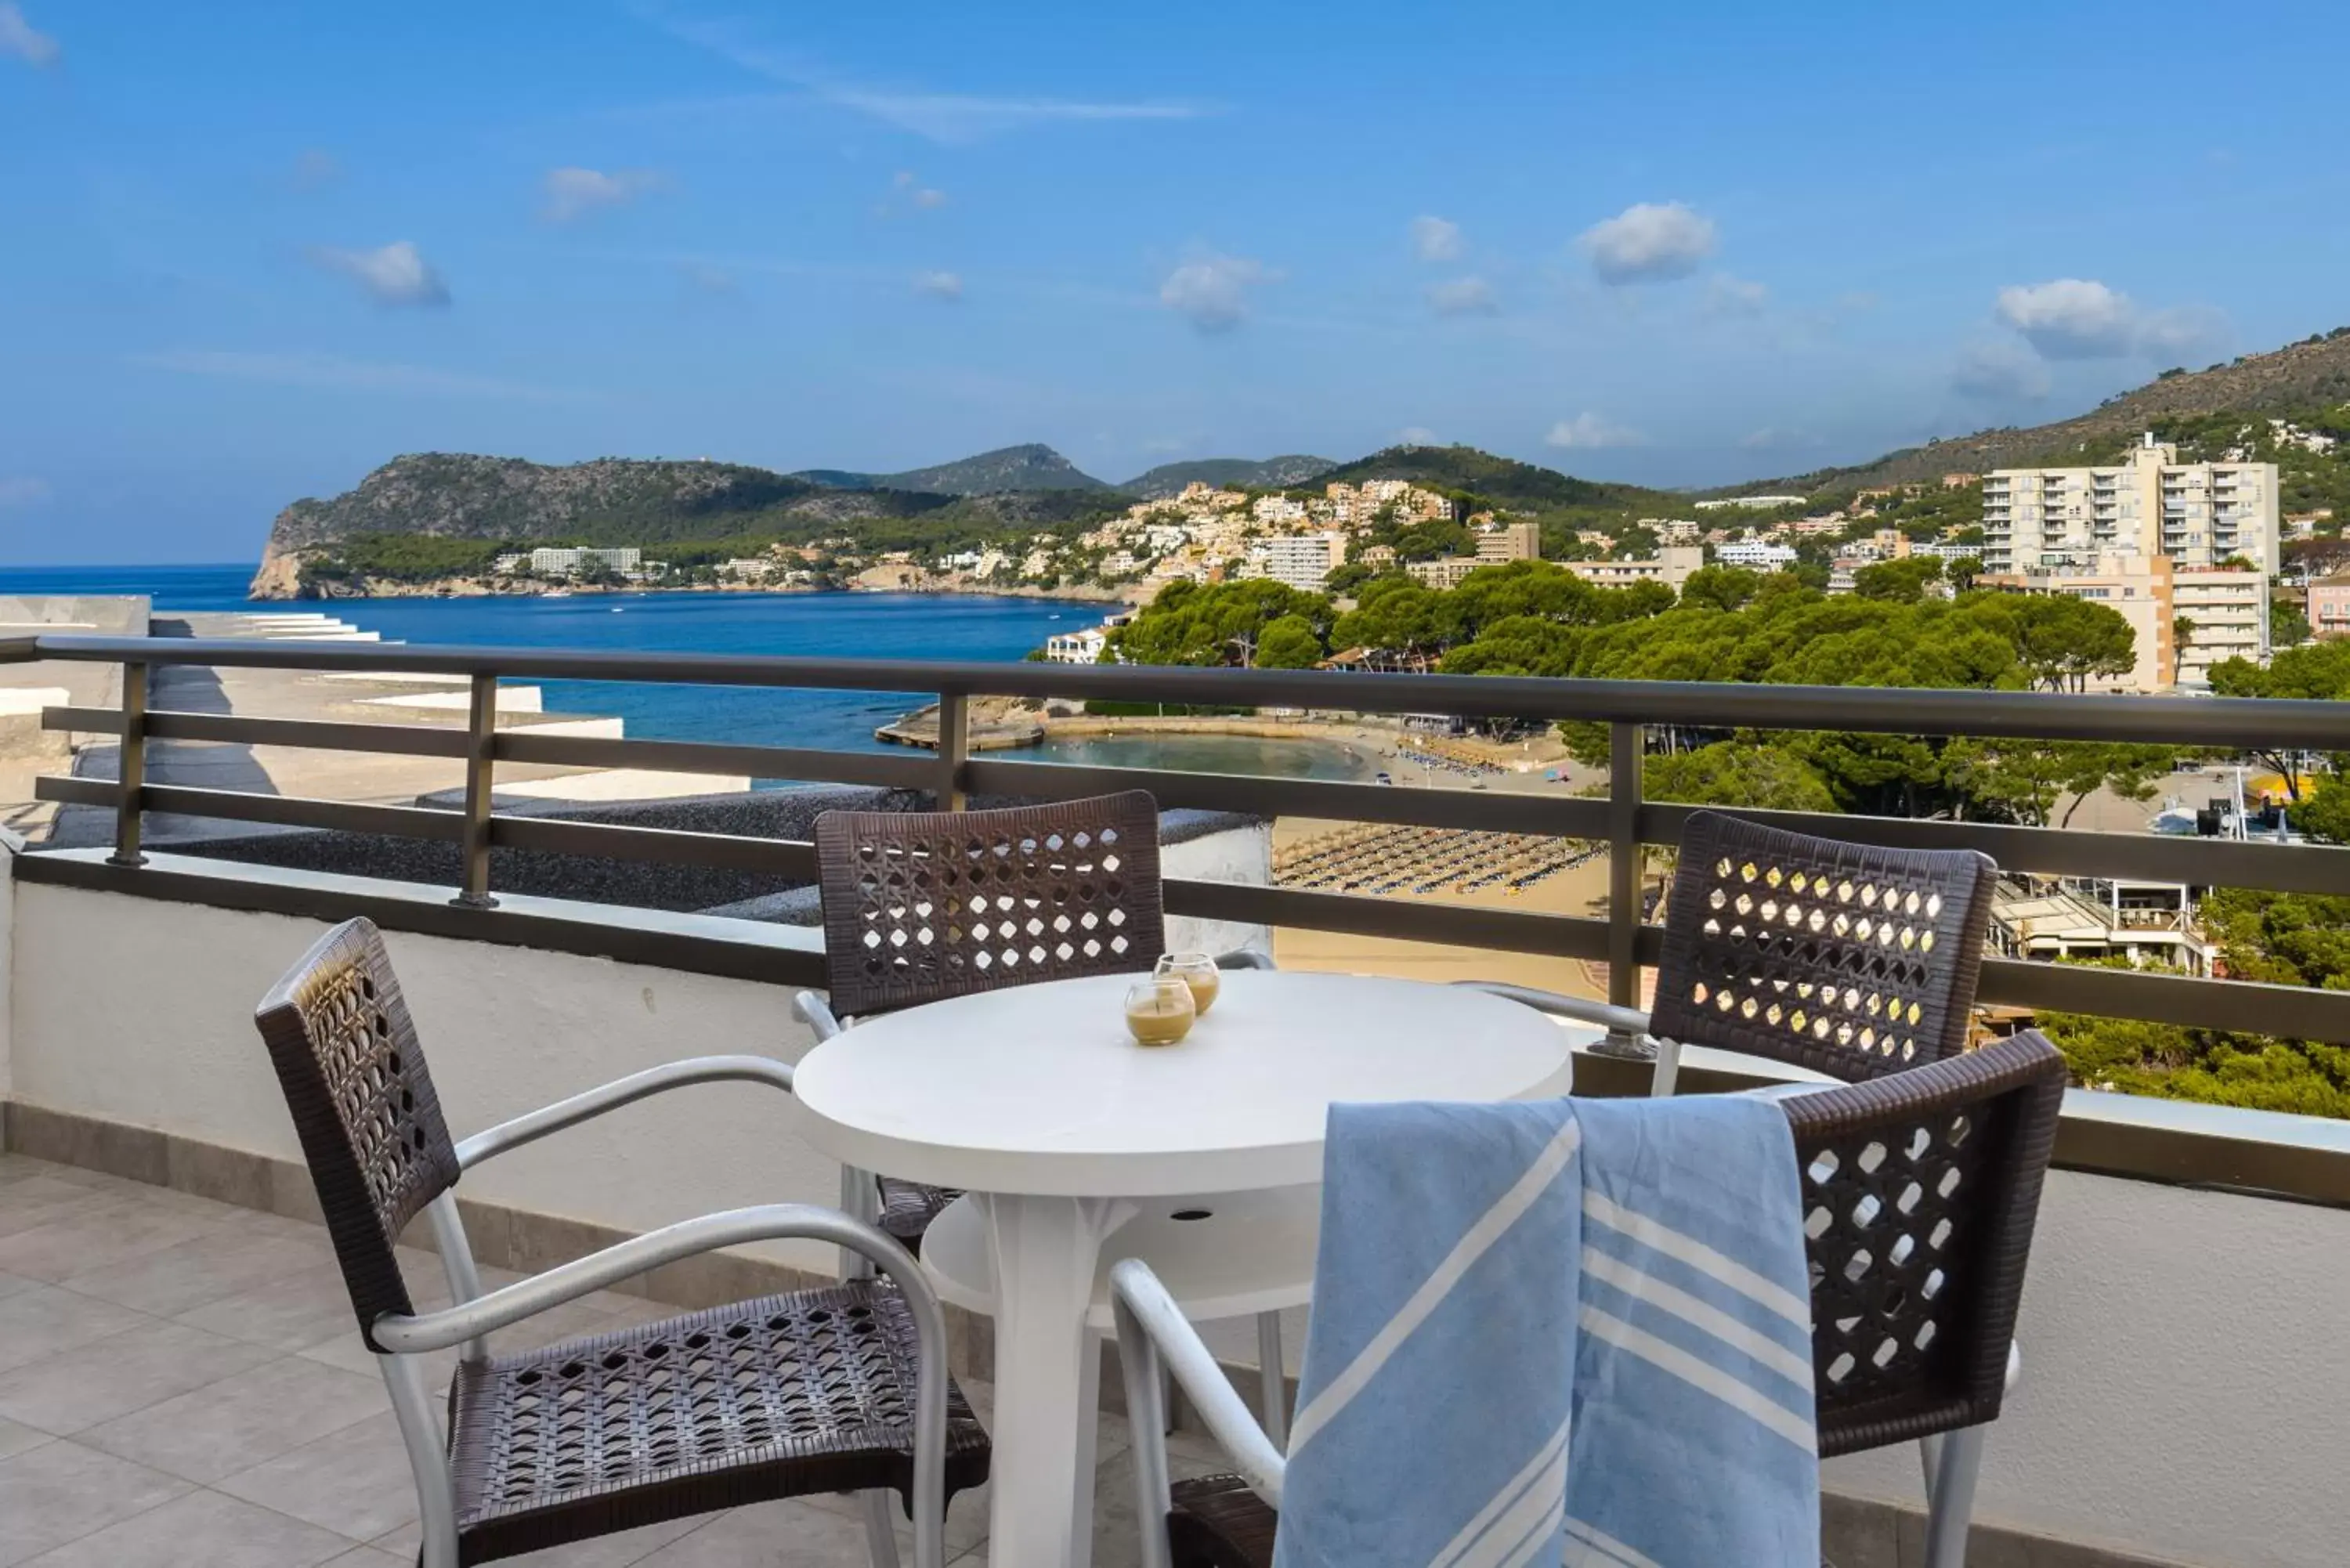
[1579,1304,1818,1454]
[1430,1413,1571,1568]
[1493,1492,1567,1568]
[1289,1118,1584,1458]
[1565,1517,1665,1568]
[1583,1191,1811,1330]
[1581,1245,1814,1389]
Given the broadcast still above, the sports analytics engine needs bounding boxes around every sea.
[0,563,1381,784]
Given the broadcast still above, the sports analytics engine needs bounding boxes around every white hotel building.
[1979,436,2279,576]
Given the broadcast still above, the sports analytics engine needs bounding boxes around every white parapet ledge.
[21,847,825,960]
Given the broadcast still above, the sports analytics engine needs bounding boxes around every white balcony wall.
[8,876,848,1273]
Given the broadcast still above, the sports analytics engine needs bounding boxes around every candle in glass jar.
[1155,952,1220,1015]
[1123,975,1197,1046]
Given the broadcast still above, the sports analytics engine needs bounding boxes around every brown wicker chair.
[252,917,989,1568]
[1464,809,2001,1095]
[796,790,1297,1441]
[1111,1031,2070,1568]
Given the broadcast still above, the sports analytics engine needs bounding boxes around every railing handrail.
[16,632,2350,749]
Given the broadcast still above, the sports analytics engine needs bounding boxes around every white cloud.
[1546,413,1647,450]
[1426,276,1497,316]
[1950,341,2052,401]
[1994,278,2137,359]
[291,150,342,191]
[128,350,588,403]
[913,269,964,301]
[1991,278,2230,362]
[0,3,59,67]
[1397,427,1439,446]
[1578,201,1717,284]
[1705,273,1770,316]
[541,167,663,223]
[880,171,949,215]
[1159,252,1270,332]
[650,16,1211,144]
[308,241,450,308]
[1409,215,1462,263]
[0,475,52,509]
[2135,304,2230,362]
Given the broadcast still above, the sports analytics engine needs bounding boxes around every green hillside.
[1122,455,1337,498]
[1314,443,1669,512]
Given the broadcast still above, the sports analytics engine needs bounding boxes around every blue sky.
[4,0,2348,563]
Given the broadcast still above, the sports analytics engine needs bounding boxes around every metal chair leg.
[1922,1425,1985,1568]
[860,1489,904,1568]
[1918,1431,1943,1507]
[1255,1310,1289,1450]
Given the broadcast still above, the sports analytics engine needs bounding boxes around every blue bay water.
[0,563,1379,782]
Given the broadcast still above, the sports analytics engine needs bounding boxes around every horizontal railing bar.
[1636,802,2350,898]
[496,731,934,790]
[25,634,2350,749]
[1976,956,2350,1043]
[0,637,42,663]
[966,757,1614,838]
[43,705,472,759]
[35,776,465,841]
[1165,876,1613,960]
[490,816,818,877]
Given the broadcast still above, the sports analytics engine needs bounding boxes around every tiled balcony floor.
[0,1153,1221,1566]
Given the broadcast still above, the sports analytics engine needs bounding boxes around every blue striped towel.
[1274,1095,1819,1568]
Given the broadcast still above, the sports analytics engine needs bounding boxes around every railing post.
[1600,719,1647,1058]
[105,661,149,869]
[452,671,498,909]
[935,690,969,811]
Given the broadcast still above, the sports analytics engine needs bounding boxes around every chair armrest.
[453,1054,794,1170]
[374,1205,955,1568]
[374,1203,912,1353]
[1453,980,1651,1038]
[794,990,844,1040]
[1112,1259,1285,1523]
[1214,948,1276,971]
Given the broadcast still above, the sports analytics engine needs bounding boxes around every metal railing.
[9,631,2350,1050]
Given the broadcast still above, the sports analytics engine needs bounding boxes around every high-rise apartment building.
[1257,532,1346,593]
[1980,435,2279,576]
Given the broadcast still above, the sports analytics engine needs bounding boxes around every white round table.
[790,968,1581,1568]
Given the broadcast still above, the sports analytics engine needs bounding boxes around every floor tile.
[18,1486,356,1567]
[0,1286,153,1376]
[0,1417,51,1461]
[0,1187,121,1244]
[172,1263,366,1353]
[0,1201,234,1284]
[78,1356,387,1484]
[629,1499,885,1566]
[59,1231,334,1318]
[216,1412,421,1543]
[320,1551,408,1567]
[0,1439,193,1566]
[0,1273,38,1304]
[0,1320,276,1436]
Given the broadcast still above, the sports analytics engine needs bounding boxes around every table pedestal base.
[977,1192,1137,1568]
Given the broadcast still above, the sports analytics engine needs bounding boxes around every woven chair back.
[252,917,460,1349]
[1779,1031,2066,1454]
[813,790,1168,1018]
[1647,811,2000,1081]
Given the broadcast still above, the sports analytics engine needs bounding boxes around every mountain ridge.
[1120,455,1338,498]
[792,443,1110,495]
